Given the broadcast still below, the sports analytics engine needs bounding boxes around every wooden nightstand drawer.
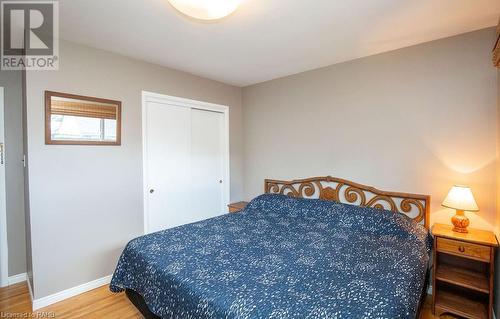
[437,237,491,262]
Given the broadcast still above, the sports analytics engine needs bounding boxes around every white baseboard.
[32,275,112,311]
[27,278,34,302]
[8,272,27,285]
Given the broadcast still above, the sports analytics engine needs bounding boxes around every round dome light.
[168,0,242,20]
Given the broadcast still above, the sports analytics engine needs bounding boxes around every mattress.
[110,194,431,318]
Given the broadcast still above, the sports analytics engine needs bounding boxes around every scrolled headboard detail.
[265,176,430,229]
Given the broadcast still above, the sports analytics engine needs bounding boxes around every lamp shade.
[441,185,479,212]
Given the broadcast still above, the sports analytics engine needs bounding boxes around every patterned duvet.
[110,194,431,319]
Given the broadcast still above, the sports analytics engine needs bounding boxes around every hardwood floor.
[0,282,456,318]
[0,282,141,319]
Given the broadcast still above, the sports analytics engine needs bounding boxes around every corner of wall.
[21,67,34,294]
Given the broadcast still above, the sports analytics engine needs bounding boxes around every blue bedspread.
[110,194,431,319]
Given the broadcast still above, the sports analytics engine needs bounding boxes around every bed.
[110,176,432,318]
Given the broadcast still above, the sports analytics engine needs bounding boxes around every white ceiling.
[59,0,500,87]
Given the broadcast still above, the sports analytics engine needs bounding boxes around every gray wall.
[0,70,26,277]
[242,28,498,231]
[25,40,243,299]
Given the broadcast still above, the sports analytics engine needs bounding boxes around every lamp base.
[451,210,469,233]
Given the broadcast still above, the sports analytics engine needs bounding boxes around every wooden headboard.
[265,176,430,229]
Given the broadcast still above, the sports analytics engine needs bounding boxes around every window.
[45,91,121,145]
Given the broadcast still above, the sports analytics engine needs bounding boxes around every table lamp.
[441,185,479,233]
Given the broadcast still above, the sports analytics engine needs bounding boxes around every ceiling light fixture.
[167,0,242,20]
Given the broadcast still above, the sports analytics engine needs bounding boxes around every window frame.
[45,91,122,146]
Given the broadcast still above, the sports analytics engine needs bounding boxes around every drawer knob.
[458,245,465,253]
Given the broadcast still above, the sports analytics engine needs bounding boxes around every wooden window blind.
[51,100,117,119]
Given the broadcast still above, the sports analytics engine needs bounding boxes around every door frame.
[141,91,230,234]
[0,87,8,287]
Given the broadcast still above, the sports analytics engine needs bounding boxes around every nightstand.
[432,223,498,319]
[227,201,248,213]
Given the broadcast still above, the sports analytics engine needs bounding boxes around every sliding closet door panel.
[145,96,227,234]
[190,109,225,220]
[146,102,191,233]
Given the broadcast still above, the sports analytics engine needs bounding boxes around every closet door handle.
[149,189,155,194]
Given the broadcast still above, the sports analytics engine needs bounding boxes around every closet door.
[145,101,192,233]
[190,109,225,221]
[144,98,227,233]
